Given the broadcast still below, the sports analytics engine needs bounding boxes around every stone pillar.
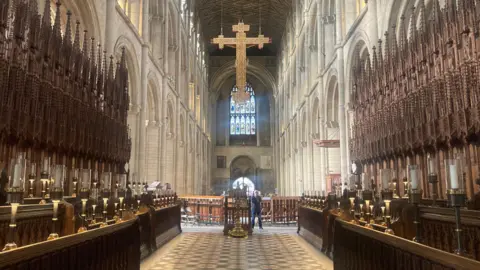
[313,143,322,192]
[138,0,149,183]
[146,122,160,182]
[157,123,163,180]
[335,0,343,45]
[163,0,169,72]
[105,0,117,54]
[368,0,379,44]
[317,18,324,73]
[319,117,326,192]
[256,97,261,146]
[338,48,348,191]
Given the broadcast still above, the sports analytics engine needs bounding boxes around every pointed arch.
[147,72,160,123]
[325,73,339,128]
[114,36,140,107]
[312,97,321,138]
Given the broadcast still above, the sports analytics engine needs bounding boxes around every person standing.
[251,190,263,229]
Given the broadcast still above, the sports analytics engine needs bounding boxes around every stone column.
[138,0,150,183]
[105,0,117,54]
[317,17,324,73]
[163,0,169,71]
[157,123,163,180]
[256,96,261,146]
[338,48,348,191]
[319,116,326,192]
[368,0,379,44]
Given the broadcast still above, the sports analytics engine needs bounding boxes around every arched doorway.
[230,156,257,191]
[232,177,255,195]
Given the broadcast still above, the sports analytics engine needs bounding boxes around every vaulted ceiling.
[195,0,292,56]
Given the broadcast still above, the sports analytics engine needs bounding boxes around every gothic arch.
[166,99,175,136]
[311,97,321,138]
[301,111,307,144]
[167,2,178,76]
[40,0,102,43]
[114,36,140,107]
[325,74,339,127]
[179,114,185,143]
[230,155,257,185]
[147,74,160,123]
[210,60,277,99]
[346,38,369,98]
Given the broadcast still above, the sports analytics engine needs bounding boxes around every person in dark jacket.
[251,190,263,229]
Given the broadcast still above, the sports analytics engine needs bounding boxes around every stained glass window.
[230,82,256,135]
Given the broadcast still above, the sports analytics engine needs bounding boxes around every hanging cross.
[211,22,271,102]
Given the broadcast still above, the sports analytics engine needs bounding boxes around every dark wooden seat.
[334,219,480,270]
[0,218,141,270]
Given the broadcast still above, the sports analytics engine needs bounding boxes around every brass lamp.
[408,165,422,243]
[117,173,127,222]
[27,162,36,198]
[71,168,79,197]
[40,157,51,199]
[100,172,112,227]
[445,155,466,256]
[380,169,394,235]
[428,154,439,206]
[90,169,99,224]
[3,153,27,251]
[78,169,91,233]
[361,172,374,229]
[48,164,65,240]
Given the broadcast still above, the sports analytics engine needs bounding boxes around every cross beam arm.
[245,36,272,49]
[211,36,238,49]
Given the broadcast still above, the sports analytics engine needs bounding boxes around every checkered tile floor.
[142,227,332,270]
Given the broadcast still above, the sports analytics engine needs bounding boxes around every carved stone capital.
[129,104,141,114]
[179,140,185,147]
[166,132,175,140]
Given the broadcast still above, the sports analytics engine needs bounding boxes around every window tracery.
[230,83,256,136]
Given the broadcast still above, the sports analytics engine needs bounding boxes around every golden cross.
[211,22,271,102]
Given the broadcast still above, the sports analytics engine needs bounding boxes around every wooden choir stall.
[298,1,480,269]
[0,1,181,269]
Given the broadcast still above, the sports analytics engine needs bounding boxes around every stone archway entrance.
[232,177,255,196]
[230,156,257,192]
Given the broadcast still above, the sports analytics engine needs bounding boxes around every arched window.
[230,83,256,135]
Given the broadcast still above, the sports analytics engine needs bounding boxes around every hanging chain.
[258,0,262,35]
[220,0,223,35]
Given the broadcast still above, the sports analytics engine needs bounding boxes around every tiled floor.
[141,226,333,270]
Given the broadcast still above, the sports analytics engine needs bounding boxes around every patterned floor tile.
[141,226,332,270]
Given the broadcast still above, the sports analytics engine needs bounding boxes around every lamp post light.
[48,164,65,240]
[78,169,91,233]
[408,165,423,243]
[100,172,112,227]
[3,153,27,251]
[445,155,467,256]
[380,169,394,235]
[117,173,127,222]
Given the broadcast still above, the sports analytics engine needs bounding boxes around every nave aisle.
[141,226,333,270]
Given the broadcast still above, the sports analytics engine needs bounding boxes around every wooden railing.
[0,218,141,270]
[271,197,299,224]
[180,196,300,225]
[334,219,480,270]
[137,204,182,259]
[180,196,224,224]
